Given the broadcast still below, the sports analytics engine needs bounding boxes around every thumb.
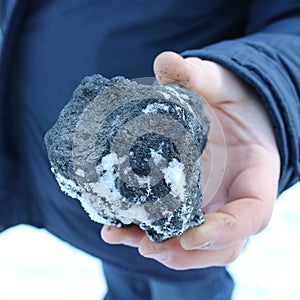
[154,51,228,206]
[153,51,248,103]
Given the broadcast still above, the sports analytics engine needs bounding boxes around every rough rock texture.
[44,75,210,242]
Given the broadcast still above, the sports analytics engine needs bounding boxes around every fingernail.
[190,241,213,250]
[142,251,169,261]
[181,239,213,250]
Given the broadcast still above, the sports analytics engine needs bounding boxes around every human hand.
[101,51,280,270]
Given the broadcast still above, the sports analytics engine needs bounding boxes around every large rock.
[44,75,209,242]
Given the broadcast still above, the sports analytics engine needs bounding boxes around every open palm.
[101,51,280,270]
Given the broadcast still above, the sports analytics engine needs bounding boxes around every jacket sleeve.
[182,0,300,194]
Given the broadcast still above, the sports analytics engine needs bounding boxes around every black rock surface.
[44,75,209,242]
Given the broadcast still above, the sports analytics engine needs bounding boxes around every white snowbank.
[0,183,299,300]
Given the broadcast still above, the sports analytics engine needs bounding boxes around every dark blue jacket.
[0,0,299,280]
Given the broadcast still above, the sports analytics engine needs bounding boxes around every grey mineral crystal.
[44,75,210,242]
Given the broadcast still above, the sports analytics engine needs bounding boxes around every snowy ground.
[0,183,299,300]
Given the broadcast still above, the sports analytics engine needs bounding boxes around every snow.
[0,183,299,300]
[117,203,150,224]
[228,182,300,300]
[162,159,186,201]
[0,226,107,300]
[142,102,170,113]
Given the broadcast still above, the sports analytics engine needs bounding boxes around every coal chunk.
[44,75,209,242]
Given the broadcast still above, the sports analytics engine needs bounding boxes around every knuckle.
[219,215,236,231]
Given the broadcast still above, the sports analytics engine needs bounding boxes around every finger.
[179,197,273,251]
[185,141,280,249]
[139,234,246,270]
[153,51,213,98]
[153,51,248,102]
[101,224,145,247]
